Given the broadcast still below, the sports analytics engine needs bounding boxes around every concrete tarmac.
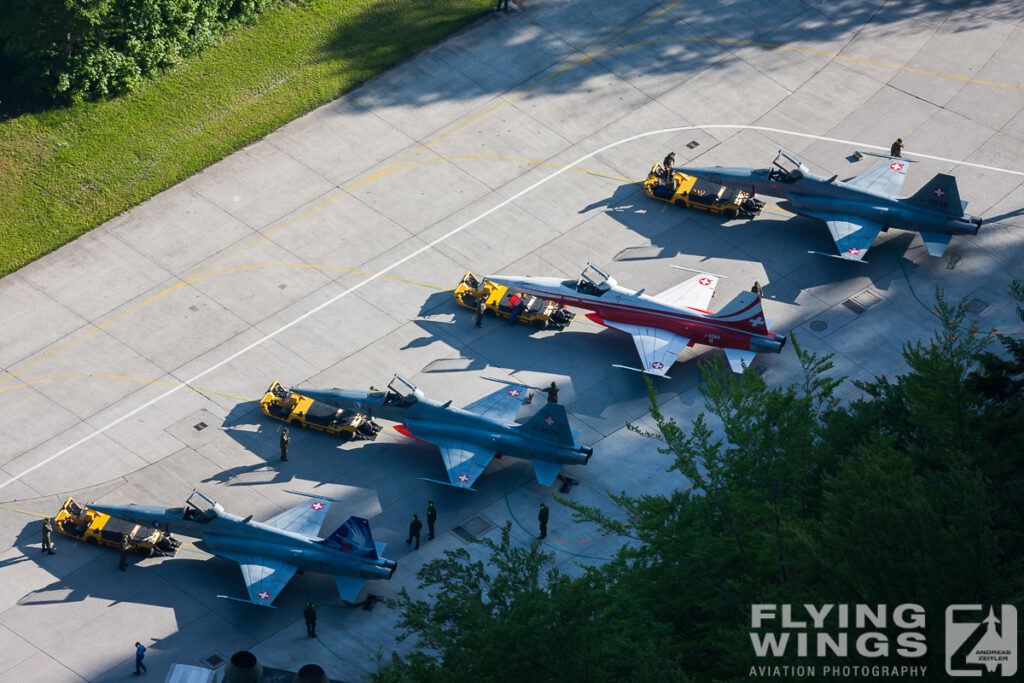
[2,0,1023,679]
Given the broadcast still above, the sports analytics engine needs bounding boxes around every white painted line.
[3,124,1021,492]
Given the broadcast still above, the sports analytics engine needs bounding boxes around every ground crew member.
[119,535,131,571]
[280,427,290,462]
[510,297,526,326]
[475,297,486,328]
[406,514,422,549]
[508,292,521,325]
[41,517,56,555]
[662,151,676,176]
[890,138,904,157]
[304,601,317,638]
[134,641,147,675]
[427,501,437,540]
[540,381,559,403]
[538,503,549,539]
[751,281,763,297]
[495,0,508,11]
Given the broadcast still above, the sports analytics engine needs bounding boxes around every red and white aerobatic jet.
[486,263,787,376]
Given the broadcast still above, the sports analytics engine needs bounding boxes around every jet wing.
[263,497,332,537]
[846,159,908,196]
[436,438,497,489]
[216,549,299,607]
[651,273,719,312]
[821,215,882,261]
[462,383,530,423]
[603,321,690,376]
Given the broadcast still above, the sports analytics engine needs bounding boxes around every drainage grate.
[843,289,881,315]
[200,652,225,668]
[194,422,208,431]
[451,514,496,544]
[686,140,700,149]
[967,298,989,315]
[809,320,828,332]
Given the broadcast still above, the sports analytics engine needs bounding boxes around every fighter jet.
[487,263,786,375]
[677,150,982,261]
[298,375,592,490]
[90,489,396,607]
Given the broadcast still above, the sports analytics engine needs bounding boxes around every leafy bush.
[0,0,279,103]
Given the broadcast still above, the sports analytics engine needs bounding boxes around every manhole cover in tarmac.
[686,140,700,149]
[201,652,225,667]
[809,320,828,332]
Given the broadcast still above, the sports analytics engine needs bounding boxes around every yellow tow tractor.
[54,497,181,557]
[644,163,764,219]
[454,271,575,330]
[261,380,383,441]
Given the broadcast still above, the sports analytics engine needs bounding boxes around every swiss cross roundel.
[507,388,520,397]
[257,591,270,600]
[544,416,556,426]
[846,247,860,256]
[889,162,903,171]
[457,473,471,483]
[651,361,664,370]
[933,186,945,198]
[698,277,712,286]
[311,501,324,510]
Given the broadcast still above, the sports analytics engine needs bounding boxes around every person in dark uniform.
[475,297,486,328]
[540,382,559,403]
[406,514,422,549]
[662,152,676,176]
[134,642,147,675]
[119,535,131,571]
[890,138,904,157]
[41,518,55,554]
[538,503,549,540]
[280,427,290,462]
[426,501,437,540]
[495,0,508,11]
[303,601,317,638]
[751,281,763,297]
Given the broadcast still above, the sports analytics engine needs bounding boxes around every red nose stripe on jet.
[585,312,606,326]
[393,424,429,443]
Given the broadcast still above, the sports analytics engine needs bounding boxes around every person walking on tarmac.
[304,601,317,638]
[406,514,422,549]
[133,642,148,675]
[427,501,437,540]
[538,503,549,540]
[890,138,904,157]
[540,381,559,403]
[280,427,290,462]
[119,534,132,571]
[41,517,56,555]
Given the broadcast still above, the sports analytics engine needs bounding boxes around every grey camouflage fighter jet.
[299,375,593,490]
[90,489,396,607]
[677,150,982,261]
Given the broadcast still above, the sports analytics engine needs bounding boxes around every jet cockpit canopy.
[386,375,423,406]
[768,150,808,183]
[184,489,222,522]
[577,262,617,296]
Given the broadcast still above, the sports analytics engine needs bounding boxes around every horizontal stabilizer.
[724,348,757,373]
[217,594,278,609]
[906,174,963,216]
[335,576,367,603]
[533,460,563,487]
[317,516,379,560]
[518,403,575,446]
[919,231,952,257]
[417,476,478,491]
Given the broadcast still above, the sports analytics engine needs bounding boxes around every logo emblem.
[748,315,764,328]
[947,605,1017,677]
[544,416,556,426]
[846,247,860,256]
[699,277,712,286]
[507,388,521,397]
[934,186,946,198]
[890,162,904,171]
[257,591,270,600]
[456,473,471,483]
[651,361,664,370]
[310,501,324,510]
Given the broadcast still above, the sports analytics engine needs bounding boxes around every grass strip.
[0,0,493,277]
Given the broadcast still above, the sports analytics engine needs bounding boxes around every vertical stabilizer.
[711,291,769,335]
[906,174,964,216]
[317,516,379,559]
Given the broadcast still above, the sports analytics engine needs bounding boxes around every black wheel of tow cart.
[724,208,738,219]
[533,319,548,330]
